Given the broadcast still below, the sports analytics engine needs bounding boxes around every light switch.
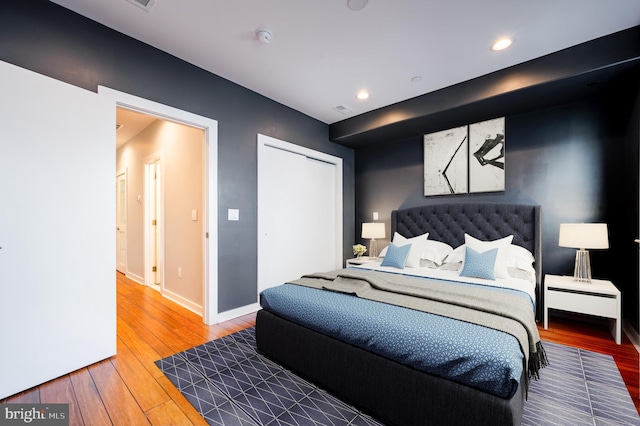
[228,209,239,221]
[191,209,198,221]
[373,212,379,221]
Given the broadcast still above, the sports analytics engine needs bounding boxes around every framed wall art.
[423,117,505,196]
[469,117,505,193]
[423,125,468,196]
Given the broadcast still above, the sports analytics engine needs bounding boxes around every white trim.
[143,151,164,290]
[100,86,219,325]
[623,320,640,354]
[125,272,145,285]
[163,288,203,316]
[217,303,261,324]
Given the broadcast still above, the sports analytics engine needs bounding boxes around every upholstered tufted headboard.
[391,202,542,319]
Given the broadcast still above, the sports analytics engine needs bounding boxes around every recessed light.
[491,38,512,51]
[356,90,370,100]
[410,76,422,83]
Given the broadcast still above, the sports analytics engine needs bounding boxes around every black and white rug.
[155,327,639,425]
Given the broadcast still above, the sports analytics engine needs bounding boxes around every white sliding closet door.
[0,61,115,399]
[258,135,343,294]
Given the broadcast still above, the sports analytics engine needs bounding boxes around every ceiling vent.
[125,0,156,11]
[333,105,354,115]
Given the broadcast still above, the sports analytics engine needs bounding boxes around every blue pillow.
[460,246,498,280]
[380,243,412,269]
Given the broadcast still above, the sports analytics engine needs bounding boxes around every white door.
[258,135,343,294]
[116,170,127,274]
[0,60,115,399]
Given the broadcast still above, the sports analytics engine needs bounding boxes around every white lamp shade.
[559,223,609,249]
[362,222,385,239]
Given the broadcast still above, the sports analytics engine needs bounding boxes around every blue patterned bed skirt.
[260,283,524,398]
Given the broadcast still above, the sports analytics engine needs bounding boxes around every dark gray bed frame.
[256,202,542,426]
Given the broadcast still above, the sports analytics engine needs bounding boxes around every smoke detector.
[347,0,368,11]
[256,29,273,44]
[125,0,156,12]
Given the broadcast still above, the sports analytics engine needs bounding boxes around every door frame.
[101,86,219,325]
[144,151,163,290]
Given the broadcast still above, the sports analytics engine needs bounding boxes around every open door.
[0,60,115,399]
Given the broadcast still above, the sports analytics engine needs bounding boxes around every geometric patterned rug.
[522,340,640,425]
[156,328,640,425]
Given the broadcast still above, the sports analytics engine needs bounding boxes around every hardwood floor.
[2,272,638,424]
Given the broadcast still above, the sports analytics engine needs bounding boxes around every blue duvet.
[260,282,525,398]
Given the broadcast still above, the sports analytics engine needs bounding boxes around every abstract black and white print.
[423,125,468,196]
[469,117,505,193]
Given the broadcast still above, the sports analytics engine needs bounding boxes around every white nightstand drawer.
[546,288,618,319]
[544,274,622,344]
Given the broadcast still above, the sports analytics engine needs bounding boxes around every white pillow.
[421,240,454,265]
[464,234,513,279]
[507,244,535,272]
[444,244,465,264]
[391,232,429,268]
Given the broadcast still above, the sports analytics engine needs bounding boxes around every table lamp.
[362,222,385,258]
[559,223,609,282]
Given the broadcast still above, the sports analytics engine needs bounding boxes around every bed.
[255,202,543,425]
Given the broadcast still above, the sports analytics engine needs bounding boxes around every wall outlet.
[373,211,379,221]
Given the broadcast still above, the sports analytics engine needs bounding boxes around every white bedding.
[350,260,537,304]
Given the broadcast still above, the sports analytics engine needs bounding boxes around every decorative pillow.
[459,246,498,280]
[464,234,513,279]
[380,243,412,269]
[391,232,429,267]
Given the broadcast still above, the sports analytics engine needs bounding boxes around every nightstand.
[544,274,621,344]
[346,257,376,267]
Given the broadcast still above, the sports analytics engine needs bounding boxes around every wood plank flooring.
[2,272,638,424]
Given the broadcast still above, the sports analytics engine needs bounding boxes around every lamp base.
[573,249,592,282]
[369,239,378,259]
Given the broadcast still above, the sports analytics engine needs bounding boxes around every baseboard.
[126,271,144,285]
[162,288,203,316]
[217,303,260,324]
[623,320,640,354]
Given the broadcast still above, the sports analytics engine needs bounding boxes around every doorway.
[103,86,219,325]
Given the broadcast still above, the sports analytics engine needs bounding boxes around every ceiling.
[116,108,157,148]
[51,0,640,127]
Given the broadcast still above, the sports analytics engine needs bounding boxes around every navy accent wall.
[0,1,355,313]
[355,86,640,330]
